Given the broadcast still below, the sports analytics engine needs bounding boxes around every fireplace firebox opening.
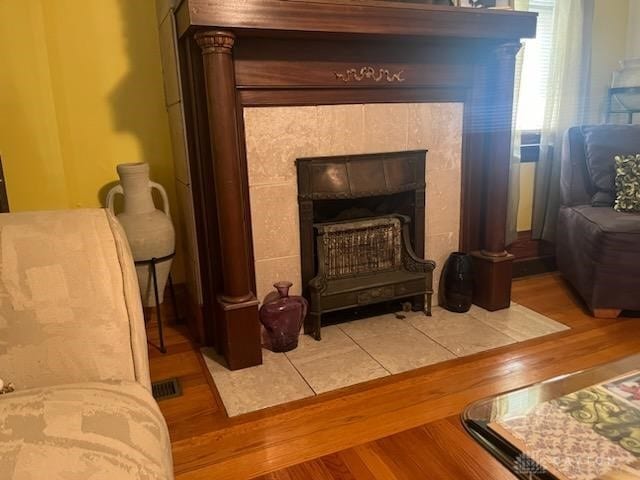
[296,150,434,340]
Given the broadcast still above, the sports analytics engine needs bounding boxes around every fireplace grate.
[308,214,434,340]
[320,217,402,279]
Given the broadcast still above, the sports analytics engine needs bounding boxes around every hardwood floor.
[148,273,640,479]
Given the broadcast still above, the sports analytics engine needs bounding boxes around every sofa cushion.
[569,204,640,235]
[556,205,640,310]
[582,125,640,205]
[614,154,640,212]
[0,381,173,479]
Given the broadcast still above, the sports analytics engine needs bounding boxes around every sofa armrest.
[560,127,595,207]
[106,211,151,390]
[0,209,151,391]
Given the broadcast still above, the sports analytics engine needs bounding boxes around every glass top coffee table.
[463,355,640,480]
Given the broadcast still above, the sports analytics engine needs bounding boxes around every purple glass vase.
[259,281,308,352]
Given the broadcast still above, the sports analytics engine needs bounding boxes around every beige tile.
[317,104,365,156]
[354,332,455,374]
[427,142,463,174]
[339,314,418,339]
[408,103,463,172]
[426,167,462,236]
[426,232,459,304]
[426,147,461,175]
[254,256,301,304]
[467,302,512,319]
[244,106,318,186]
[158,15,181,106]
[407,103,436,150]
[168,103,190,185]
[430,103,464,172]
[340,314,455,374]
[286,325,355,358]
[468,303,569,341]
[286,326,389,393]
[201,347,313,417]
[249,183,300,261]
[363,103,408,153]
[408,307,516,356]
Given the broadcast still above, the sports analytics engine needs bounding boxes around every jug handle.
[151,182,171,220]
[105,185,123,215]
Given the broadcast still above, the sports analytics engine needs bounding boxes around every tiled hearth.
[201,304,568,417]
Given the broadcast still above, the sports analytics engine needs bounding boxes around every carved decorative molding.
[334,66,405,83]
[402,250,435,274]
[195,30,235,55]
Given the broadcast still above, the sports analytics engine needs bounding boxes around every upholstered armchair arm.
[0,209,151,391]
[106,211,151,390]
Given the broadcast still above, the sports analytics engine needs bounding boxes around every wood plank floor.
[148,273,640,479]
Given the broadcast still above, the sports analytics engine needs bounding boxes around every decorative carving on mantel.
[402,248,436,274]
[334,66,405,83]
[194,30,235,55]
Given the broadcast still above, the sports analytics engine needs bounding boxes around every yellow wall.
[0,1,69,209]
[0,0,184,277]
[516,163,536,232]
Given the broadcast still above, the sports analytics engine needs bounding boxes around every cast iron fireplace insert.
[296,150,435,340]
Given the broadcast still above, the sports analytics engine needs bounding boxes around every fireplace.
[244,103,463,311]
[296,150,434,339]
[175,0,536,369]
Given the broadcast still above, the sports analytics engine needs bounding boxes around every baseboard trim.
[512,255,557,278]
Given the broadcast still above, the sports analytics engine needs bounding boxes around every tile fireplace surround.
[244,102,463,304]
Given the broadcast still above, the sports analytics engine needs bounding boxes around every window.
[515,0,556,132]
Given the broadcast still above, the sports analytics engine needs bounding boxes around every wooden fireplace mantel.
[176,0,535,40]
[175,0,537,369]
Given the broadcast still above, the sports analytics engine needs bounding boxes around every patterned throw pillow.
[614,154,640,212]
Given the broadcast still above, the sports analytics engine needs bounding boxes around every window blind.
[516,0,556,131]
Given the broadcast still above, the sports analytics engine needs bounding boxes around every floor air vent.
[152,378,182,400]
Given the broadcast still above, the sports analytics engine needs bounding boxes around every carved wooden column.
[195,30,261,370]
[471,42,522,311]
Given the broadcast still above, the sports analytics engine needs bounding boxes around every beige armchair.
[0,209,173,479]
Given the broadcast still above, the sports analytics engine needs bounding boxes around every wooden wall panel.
[234,38,474,89]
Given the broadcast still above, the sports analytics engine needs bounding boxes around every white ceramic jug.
[106,163,175,307]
